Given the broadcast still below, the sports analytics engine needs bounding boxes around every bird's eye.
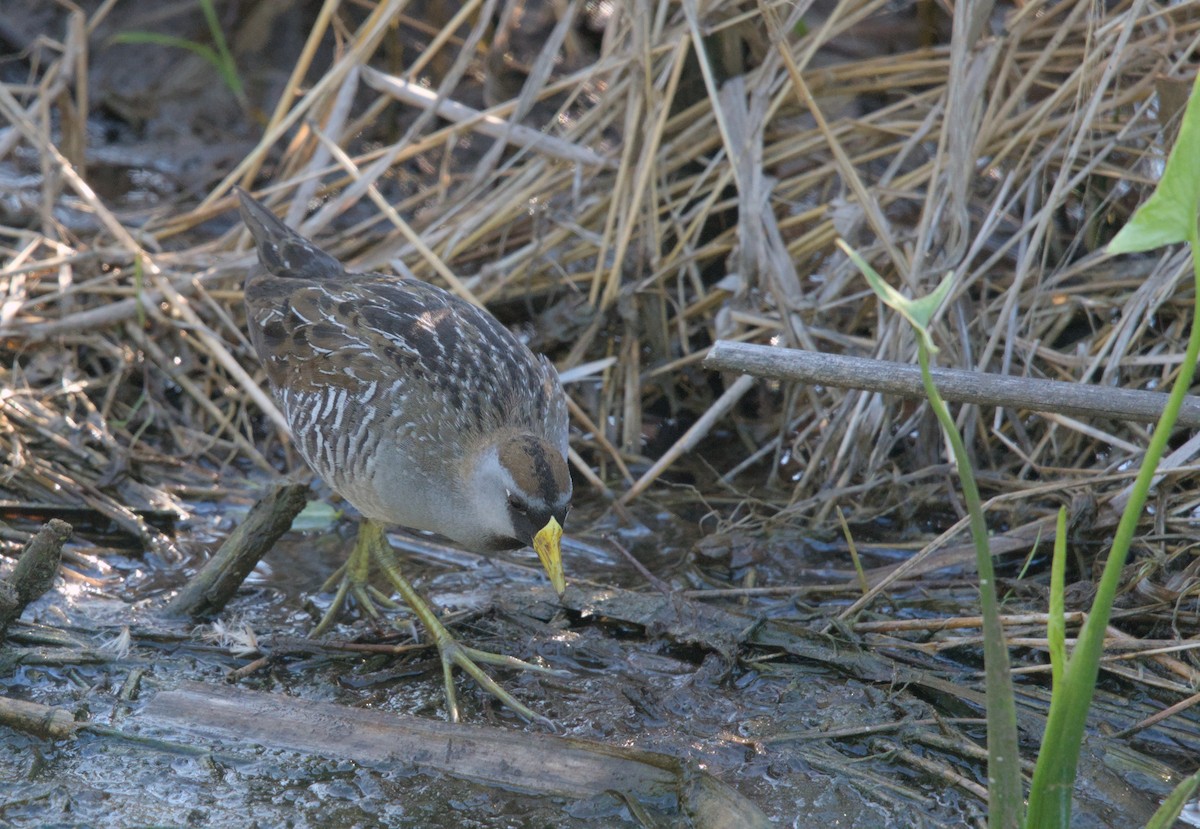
[507,493,528,514]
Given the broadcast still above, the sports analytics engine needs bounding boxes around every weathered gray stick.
[166,483,310,619]
[704,341,1200,428]
[144,681,771,828]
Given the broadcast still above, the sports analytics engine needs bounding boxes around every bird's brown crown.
[497,433,571,508]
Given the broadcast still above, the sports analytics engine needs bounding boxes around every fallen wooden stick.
[144,681,770,828]
[165,483,309,619]
[0,519,71,641]
[703,341,1200,428]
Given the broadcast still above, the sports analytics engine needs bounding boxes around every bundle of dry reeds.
[1,0,1198,573]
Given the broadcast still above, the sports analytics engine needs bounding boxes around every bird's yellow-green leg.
[311,522,401,637]
[357,520,565,725]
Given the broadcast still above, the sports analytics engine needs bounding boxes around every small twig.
[605,535,672,594]
[361,67,615,169]
[620,374,757,504]
[835,507,869,596]
[852,612,1087,634]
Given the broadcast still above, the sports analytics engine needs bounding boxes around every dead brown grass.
[1,0,1199,589]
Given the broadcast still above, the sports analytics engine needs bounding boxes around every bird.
[234,187,572,724]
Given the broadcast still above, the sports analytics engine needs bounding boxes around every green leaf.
[837,240,953,354]
[198,0,245,100]
[1109,73,1200,252]
[1047,508,1067,688]
[110,1,245,107]
[290,500,343,532]
[908,270,955,329]
[111,31,222,69]
[1144,768,1200,829]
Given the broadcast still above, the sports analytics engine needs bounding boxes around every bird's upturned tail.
[235,187,344,281]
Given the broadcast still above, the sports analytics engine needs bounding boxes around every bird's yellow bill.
[532,516,566,596]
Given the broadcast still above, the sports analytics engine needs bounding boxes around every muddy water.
[0,491,997,828]
[3,488,1183,827]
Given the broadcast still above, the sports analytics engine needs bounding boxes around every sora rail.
[236,188,571,723]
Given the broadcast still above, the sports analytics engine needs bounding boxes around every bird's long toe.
[310,524,398,637]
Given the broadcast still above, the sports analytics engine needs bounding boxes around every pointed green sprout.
[837,241,954,354]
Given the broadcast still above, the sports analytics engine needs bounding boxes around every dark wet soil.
[4,489,1190,827]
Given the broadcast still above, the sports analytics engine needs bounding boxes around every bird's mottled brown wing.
[348,277,564,441]
[244,271,418,400]
[245,271,566,446]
